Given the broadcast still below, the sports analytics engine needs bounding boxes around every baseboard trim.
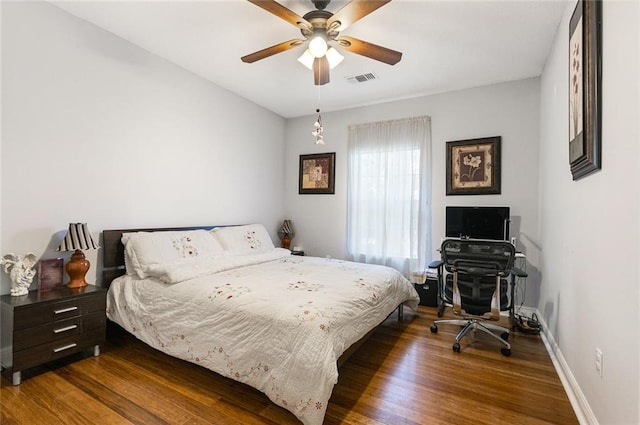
[517,307,598,425]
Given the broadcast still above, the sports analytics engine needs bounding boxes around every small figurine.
[1,253,37,296]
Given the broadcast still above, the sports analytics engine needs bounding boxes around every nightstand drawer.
[13,331,105,372]
[14,317,82,351]
[12,311,106,352]
[14,294,105,330]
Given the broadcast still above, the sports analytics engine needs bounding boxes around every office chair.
[429,239,525,356]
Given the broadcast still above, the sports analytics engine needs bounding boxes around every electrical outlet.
[595,348,603,377]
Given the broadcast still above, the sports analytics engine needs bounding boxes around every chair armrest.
[428,260,444,269]
[511,266,528,278]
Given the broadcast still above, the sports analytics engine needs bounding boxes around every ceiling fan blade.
[241,39,304,63]
[247,0,311,30]
[313,57,330,85]
[336,36,402,65]
[327,0,391,32]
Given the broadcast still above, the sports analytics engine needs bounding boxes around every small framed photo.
[446,136,501,196]
[299,152,336,194]
[37,258,64,292]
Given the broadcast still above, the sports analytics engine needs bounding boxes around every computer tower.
[414,276,438,307]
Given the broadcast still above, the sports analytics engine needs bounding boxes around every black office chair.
[429,239,526,356]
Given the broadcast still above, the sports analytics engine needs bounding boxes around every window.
[346,116,431,279]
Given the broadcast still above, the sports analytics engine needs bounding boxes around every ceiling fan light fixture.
[309,35,328,58]
[297,49,314,69]
[299,47,343,71]
[325,47,344,69]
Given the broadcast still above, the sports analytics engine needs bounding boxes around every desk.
[429,249,527,324]
[510,252,528,329]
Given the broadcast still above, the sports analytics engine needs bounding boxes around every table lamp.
[56,223,99,288]
[278,220,295,250]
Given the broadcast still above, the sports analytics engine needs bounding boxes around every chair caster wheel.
[501,332,509,341]
[430,325,438,333]
[452,343,461,353]
[501,347,511,357]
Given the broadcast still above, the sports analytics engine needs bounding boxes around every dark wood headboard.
[102,226,215,287]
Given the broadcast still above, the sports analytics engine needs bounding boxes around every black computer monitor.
[445,206,510,241]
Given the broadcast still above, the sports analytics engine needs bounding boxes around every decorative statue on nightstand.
[1,253,37,296]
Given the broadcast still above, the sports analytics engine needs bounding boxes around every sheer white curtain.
[346,116,432,279]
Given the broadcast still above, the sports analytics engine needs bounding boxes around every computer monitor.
[445,206,510,241]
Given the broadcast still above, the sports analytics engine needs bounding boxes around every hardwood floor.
[1,306,578,424]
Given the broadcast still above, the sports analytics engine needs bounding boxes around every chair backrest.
[441,239,515,278]
[440,239,516,317]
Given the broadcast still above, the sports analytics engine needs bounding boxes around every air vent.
[346,72,378,83]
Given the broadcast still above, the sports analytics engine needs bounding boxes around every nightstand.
[0,285,107,385]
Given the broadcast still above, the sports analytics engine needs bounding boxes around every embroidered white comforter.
[107,251,419,425]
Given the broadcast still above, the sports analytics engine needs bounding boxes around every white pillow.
[210,224,275,254]
[122,229,225,279]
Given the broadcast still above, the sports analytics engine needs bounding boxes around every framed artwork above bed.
[299,152,335,194]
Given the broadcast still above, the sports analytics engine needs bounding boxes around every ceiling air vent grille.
[346,73,378,84]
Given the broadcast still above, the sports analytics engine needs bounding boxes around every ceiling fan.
[241,0,402,85]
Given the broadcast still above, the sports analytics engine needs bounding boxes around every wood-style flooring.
[1,306,578,424]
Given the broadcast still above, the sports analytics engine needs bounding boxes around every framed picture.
[37,258,64,292]
[569,0,602,180]
[299,152,336,194]
[446,136,501,196]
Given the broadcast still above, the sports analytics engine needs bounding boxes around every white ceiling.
[51,0,567,118]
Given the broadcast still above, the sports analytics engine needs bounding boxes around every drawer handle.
[53,343,77,353]
[54,306,78,315]
[53,325,78,334]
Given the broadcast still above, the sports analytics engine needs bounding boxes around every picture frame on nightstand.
[37,258,64,292]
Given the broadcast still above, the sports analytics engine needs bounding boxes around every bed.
[102,224,420,425]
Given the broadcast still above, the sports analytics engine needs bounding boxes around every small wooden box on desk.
[0,285,107,385]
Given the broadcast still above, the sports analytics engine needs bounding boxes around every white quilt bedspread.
[107,253,419,425]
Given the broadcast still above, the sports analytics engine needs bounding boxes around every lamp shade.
[325,47,344,69]
[309,35,328,58]
[281,220,294,236]
[56,223,99,252]
[297,49,314,69]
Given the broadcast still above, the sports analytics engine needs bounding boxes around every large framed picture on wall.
[446,136,501,196]
[299,152,336,194]
[569,0,602,180]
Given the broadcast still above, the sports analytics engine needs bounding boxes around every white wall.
[538,1,639,423]
[285,78,541,300]
[0,1,286,293]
